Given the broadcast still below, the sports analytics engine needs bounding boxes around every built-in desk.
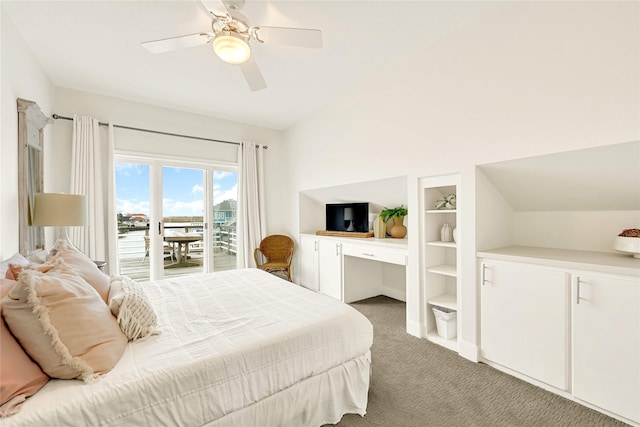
[298,234,408,303]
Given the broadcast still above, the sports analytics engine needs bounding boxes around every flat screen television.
[326,203,369,233]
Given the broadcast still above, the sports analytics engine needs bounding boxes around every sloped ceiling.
[301,176,407,214]
[478,141,640,212]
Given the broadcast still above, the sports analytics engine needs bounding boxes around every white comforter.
[5,268,373,426]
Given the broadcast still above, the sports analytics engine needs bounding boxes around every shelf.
[425,209,457,214]
[427,264,457,277]
[427,293,457,310]
[426,240,456,248]
[426,331,458,351]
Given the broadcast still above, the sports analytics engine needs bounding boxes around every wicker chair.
[253,235,294,281]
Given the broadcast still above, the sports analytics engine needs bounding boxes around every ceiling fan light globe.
[212,32,250,64]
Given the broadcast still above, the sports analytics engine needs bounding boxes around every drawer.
[342,244,407,266]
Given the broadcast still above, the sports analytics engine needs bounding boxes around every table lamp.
[33,192,87,245]
[344,207,356,232]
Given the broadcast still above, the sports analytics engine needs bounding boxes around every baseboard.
[458,340,479,362]
[381,286,405,302]
[406,319,421,338]
[482,358,640,427]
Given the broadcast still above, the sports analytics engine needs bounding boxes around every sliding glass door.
[115,157,237,281]
[212,170,237,272]
[114,161,152,281]
[161,166,205,278]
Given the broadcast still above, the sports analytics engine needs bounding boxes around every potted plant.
[379,205,408,238]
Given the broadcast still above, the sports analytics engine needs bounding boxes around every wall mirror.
[18,98,50,254]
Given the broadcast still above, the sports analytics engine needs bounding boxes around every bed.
[3,267,373,426]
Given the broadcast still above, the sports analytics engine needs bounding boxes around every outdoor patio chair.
[141,235,176,264]
[253,234,294,281]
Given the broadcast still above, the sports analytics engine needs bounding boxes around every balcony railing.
[117,222,237,281]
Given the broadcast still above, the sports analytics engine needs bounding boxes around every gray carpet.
[336,296,627,427]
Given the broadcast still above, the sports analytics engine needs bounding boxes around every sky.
[115,163,237,217]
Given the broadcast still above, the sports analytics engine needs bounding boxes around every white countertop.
[477,245,640,277]
[300,233,408,250]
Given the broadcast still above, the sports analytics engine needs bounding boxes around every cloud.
[214,184,237,205]
[192,184,203,194]
[117,198,150,215]
[214,171,234,179]
[163,198,204,216]
[115,163,145,177]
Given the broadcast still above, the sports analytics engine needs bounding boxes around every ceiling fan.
[140,0,322,91]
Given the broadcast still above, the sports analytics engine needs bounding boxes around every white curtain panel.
[69,115,111,262]
[237,141,266,268]
[106,124,119,273]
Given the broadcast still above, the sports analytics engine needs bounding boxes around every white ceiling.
[2,0,495,130]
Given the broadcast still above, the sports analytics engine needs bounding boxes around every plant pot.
[389,217,407,238]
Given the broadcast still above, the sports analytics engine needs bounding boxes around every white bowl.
[614,236,640,258]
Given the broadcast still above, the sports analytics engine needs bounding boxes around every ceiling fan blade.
[199,0,227,15]
[141,33,210,54]
[239,56,267,91]
[257,27,322,49]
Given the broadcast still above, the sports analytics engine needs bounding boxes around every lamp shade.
[212,32,250,64]
[33,193,87,226]
[343,208,354,221]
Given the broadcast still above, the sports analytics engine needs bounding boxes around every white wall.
[47,87,287,237]
[514,211,640,253]
[50,88,280,179]
[1,19,288,257]
[281,2,640,358]
[0,9,54,258]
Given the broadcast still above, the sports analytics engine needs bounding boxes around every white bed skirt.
[209,351,371,427]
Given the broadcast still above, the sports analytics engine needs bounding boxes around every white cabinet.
[419,174,460,351]
[572,272,640,423]
[299,234,408,303]
[299,235,319,291]
[298,235,343,300]
[480,261,569,390]
[318,239,342,300]
[478,247,640,425]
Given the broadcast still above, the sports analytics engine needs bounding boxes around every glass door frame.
[115,152,237,281]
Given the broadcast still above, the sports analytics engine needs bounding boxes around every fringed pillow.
[47,239,110,303]
[2,261,127,382]
[108,275,158,341]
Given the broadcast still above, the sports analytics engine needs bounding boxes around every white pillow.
[0,253,29,278]
[108,275,158,341]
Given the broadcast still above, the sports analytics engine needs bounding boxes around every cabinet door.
[319,240,342,300]
[298,236,319,291]
[481,261,569,390]
[572,273,640,423]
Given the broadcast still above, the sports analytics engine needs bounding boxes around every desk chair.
[254,235,294,281]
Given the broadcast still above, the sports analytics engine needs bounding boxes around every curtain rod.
[51,114,267,149]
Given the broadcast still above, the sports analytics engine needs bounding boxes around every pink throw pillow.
[0,279,49,417]
[47,240,110,303]
[2,262,127,381]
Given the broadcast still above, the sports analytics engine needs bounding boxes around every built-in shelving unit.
[419,174,461,352]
